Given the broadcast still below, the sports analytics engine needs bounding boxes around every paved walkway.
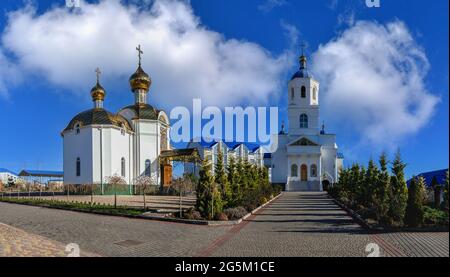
[0,223,98,257]
[0,192,448,257]
[0,201,232,257]
[204,192,372,257]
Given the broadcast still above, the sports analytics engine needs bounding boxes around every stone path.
[0,201,231,257]
[0,192,448,257]
[0,223,98,257]
[205,192,372,257]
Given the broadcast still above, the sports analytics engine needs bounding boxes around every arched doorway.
[322,180,331,191]
[300,164,307,181]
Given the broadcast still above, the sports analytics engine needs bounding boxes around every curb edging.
[0,193,282,227]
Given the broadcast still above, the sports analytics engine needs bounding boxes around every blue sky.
[0,0,448,178]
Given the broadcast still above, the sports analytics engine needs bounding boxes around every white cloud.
[312,20,439,147]
[258,0,286,13]
[0,49,21,99]
[0,0,291,107]
[280,20,299,48]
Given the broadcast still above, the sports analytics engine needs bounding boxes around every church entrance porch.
[300,165,307,181]
[287,153,322,192]
[287,180,321,192]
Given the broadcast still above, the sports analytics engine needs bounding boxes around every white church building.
[62,46,171,185]
[266,53,344,191]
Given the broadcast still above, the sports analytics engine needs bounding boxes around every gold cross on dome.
[95,67,101,83]
[136,44,143,66]
[300,42,306,56]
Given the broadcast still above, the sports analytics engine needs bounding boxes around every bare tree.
[106,174,127,208]
[134,175,157,211]
[171,176,195,218]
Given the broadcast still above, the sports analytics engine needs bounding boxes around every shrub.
[183,209,203,220]
[224,206,248,220]
[423,206,449,226]
[215,212,228,221]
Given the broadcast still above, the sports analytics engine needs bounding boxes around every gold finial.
[299,42,308,68]
[130,45,151,92]
[91,67,105,103]
[136,44,143,66]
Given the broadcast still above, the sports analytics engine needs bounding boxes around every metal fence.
[0,183,195,197]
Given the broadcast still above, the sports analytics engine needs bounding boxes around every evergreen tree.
[430,176,440,208]
[348,163,361,205]
[365,158,380,209]
[444,171,449,211]
[404,176,426,227]
[196,158,223,219]
[374,153,390,224]
[388,149,408,225]
[215,150,231,205]
[234,158,245,205]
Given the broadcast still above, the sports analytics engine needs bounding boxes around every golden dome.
[90,81,106,102]
[129,65,151,92]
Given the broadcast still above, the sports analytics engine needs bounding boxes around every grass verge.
[0,197,144,216]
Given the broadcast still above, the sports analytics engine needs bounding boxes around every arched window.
[310,164,317,177]
[291,164,298,177]
[291,88,295,100]
[145,159,151,176]
[76,158,81,177]
[75,123,80,135]
[121,157,126,177]
[301,86,306,98]
[313,87,317,100]
[300,114,308,128]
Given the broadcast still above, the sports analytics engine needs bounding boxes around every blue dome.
[291,54,312,80]
[291,68,311,80]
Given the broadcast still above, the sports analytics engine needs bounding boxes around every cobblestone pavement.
[0,201,231,257]
[204,192,372,257]
[1,193,448,257]
[0,223,98,257]
[201,192,449,257]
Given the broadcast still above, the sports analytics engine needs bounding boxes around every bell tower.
[287,48,320,136]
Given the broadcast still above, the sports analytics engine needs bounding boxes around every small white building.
[267,53,344,191]
[0,168,20,185]
[62,49,171,185]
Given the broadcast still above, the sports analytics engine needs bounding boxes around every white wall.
[288,78,320,136]
[92,127,133,184]
[64,126,133,185]
[63,127,93,184]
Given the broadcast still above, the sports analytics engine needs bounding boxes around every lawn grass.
[0,197,144,216]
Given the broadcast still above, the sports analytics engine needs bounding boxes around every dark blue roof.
[337,152,344,159]
[191,137,219,149]
[407,169,448,188]
[192,138,261,153]
[291,68,311,80]
[245,143,261,152]
[19,170,64,177]
[0,168,18,175]
[224,141,242,150]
